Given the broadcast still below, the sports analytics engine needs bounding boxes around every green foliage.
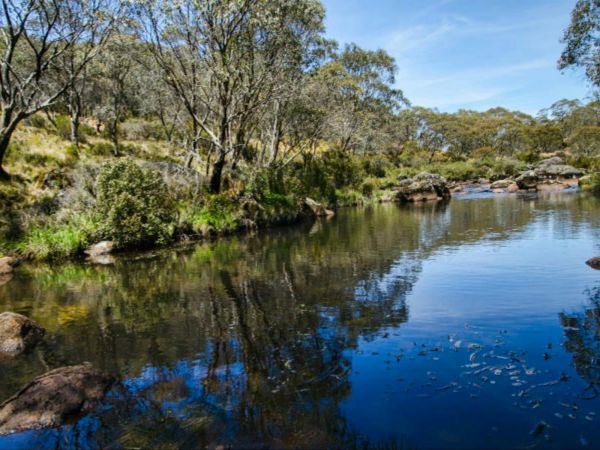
[88,141,115,156]
[25,114,49,129]
[95,159,176,248]
[53,114,72,140]
[184,195,239,235]
[580,173,600,194]
[15,213,97,260]
[363,156,389,178]
[121,118,165,141]
[336,189,364,207]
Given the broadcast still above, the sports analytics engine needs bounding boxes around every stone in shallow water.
[586,257,600,270]
[0,364,114,436]
[0,312,45,355]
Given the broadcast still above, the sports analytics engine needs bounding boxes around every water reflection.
[560,285,600,400]
[1,194,600,448]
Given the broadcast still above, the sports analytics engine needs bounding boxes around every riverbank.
[0,119,596,265]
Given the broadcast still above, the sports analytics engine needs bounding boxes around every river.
[1,192,600,449]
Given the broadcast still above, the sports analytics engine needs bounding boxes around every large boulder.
[0,312,45,355]
[304,198,334,217]
[397,172,450,203]
[0,364,114,435]
[516,158,583,191]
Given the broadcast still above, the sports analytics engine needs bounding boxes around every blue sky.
[321,0,593,114]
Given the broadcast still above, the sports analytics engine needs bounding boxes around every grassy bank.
[0,116,593,262]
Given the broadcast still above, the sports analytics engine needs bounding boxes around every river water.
[1,192,600,449]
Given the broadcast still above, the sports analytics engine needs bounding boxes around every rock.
[516,170,538,190]
[538,156,564,167]
[0,257,16,275]
[490,179,513,190]
[535,164,582,179]
[0,275,12,287]
[586,257,600,270]
[396,172,450,203]
[85,241,115,257]
[507,183,519,193]
[304,198,334,217]
[0,364,114,435]
[0,312,45,355]
[450,185,464,193]
[477,178,490,185]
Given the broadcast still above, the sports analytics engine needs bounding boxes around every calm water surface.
[1,192,600,449]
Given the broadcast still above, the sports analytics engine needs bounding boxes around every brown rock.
[0,257,16,275]
[586,257,600,270]
[0,364,114,435]
[507,183,519,193]
[0,312,45,355]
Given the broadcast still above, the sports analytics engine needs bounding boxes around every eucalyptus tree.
[559,0,600,87]
[0,0,117,179]
[133,0,326,193]
[92,33,142,154]
[316,44,407,155]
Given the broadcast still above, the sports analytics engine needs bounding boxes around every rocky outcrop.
[0,257,16,275]
[0,312,45,355]
[396,172,450,203]
[0,364,114,435]
[304,198,334,217]
[515,157,582,191]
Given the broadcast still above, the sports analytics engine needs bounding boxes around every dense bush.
[95,159,176,247]
[121,118,165,141]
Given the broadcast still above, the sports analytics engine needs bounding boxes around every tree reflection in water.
[2,195,600,448]
[560,285,600,400]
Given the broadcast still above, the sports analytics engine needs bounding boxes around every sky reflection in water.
[1,192,600,449]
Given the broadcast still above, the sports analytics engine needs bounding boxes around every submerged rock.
[0,364,114,436]
[304,198,334,217]
[0,312,45,355]
[396,172,450,203]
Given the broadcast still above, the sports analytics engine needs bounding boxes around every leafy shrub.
[361,179,375,197]
[53,114,72,140]
[121,118,164,141]
[516,149,539,164]
[88,142,114,156]
[184,194,239,235]
[95,159,176,247]
[26,114,48,129]
[336,189,364,207]
[363,157,389,178]
[580,173,600,194]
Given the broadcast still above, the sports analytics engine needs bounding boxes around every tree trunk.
[70,112,80,146]
[0,136,10,180]
[0,122,18,180]
[209,154,226,194]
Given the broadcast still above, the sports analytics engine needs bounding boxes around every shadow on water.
[1,193,600,448]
